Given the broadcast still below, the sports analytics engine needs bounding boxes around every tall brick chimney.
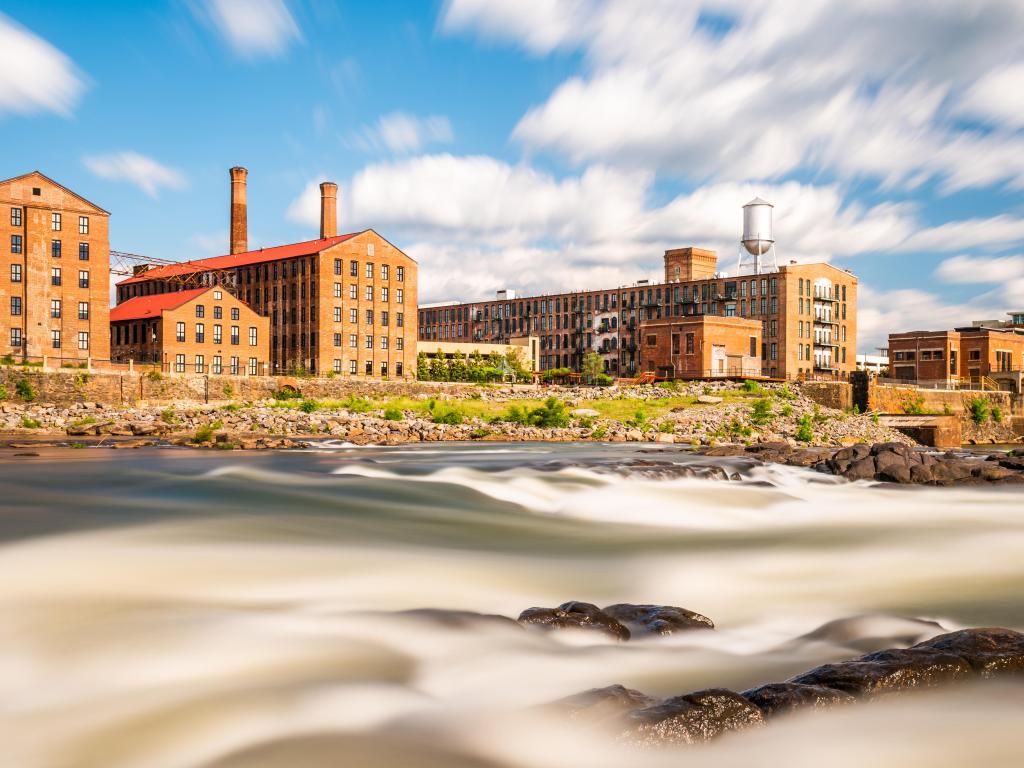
[229,166,248,254]
[320,181,338,239]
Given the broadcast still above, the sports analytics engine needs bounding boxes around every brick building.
[110,285,270,375]
[0,171,110,363]
[115,169,418,378]
[640,315,762,378]
[889,318,1024,390]
[419,247,856,380]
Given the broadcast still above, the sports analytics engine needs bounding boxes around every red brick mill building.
[113,168,419,378]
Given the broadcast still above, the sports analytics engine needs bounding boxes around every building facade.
[110,286,270,375]
[889,321,1024,388]
[115,170,418,378]
[0,171,111,363]
[640,315,762,378]
[418,248,857,380]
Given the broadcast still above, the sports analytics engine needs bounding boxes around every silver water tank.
[742,197,774,256]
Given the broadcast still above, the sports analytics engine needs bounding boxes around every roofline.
[109,286,213,322]
[0,170,111,215]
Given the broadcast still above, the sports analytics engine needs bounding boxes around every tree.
[582,352,603,385]
[417,351,430,380]
[429,350,449,381]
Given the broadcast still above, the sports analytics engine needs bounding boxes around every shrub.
[341,395,374,413]
[383,406,404,421]
[221,403,241,412]
[577,416,594,429]
[751,398,772,425]
[626,409,649,430]
[595,373,614,387]
[943,403,953,416]
[0,354,14,365]
[969,398,990,425]
[160,408,178,424]
[902,394,927,415]
[470,427,492,439]
[529,397,571,428]
[775,383,797,400]
[871,413,880,425]
[493,404,529,425]
[70,416,97,428]
[591,425,608,440]
[146,369,163,382]
[274,387,302,400]
[223,384,235,398]
[192,424,214,443]
[795,414,813,443]
[742,379,763,394]
[21,416,41,429]
[992,406,1003,423]
[299,399,320,413]
[15,378,35,402]
[658,421,675,434]
[432,406,464,425]
[812,403,828,423]
[782,404,794,417]
[851,403,861,415]
[0,384,7,400]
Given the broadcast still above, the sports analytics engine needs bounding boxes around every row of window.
[172,355,261,375]
[330,359,404,377]
[7,328,90,349]
[332,284,404,303]
[174,322,258,346]
[8,208,90,234]
[9,298,91,319]
[194,303,240,321]
[5,265,92,287]
[331,333,405,350]
[9,238,92,260]
[331,258,405,282]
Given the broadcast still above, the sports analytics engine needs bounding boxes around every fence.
[0,354,270,377]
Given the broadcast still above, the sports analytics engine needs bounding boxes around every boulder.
[742,682,855,718]
[789,647,972,696]
[843,456,876,481]
[696,395,724,404]
[624,688,764,746]
[554,684,659,723]
[571,408,600,418]
[874,450,911,483]
[912,628,1024,678]
[518,601,630,641]
[602,603,714,637]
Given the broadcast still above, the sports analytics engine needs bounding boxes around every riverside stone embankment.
[0,380,913,448]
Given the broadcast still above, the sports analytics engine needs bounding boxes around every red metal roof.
[116,233,360,286]
[109,287,209,322]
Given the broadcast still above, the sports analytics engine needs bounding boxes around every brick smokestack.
[320,181,338,239]
[229,166,248,254]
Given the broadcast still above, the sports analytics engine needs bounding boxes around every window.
[349,284,357,300]
[51,330,61,349]
[214,306,222,319]
[51,267,61,286]
[78,270,89,288]
[381,311,389,326]
[230,307,239,321]
[750,336,757,358]
[11,208,21,227]
[213,290,222,300]
[10,328,22,347]
[365,262,374,278]
[78,301,89,320]
[333,332,342,347]
[381,264,389,280]
[195,355,205,373]
[396,288,403,304]
[349,260,358,276]
[646,334,657,347]
[365,360,373,375]
[334,283,342,298]
[381,286,389,302]
[364,285,373,301]
[10,297,21,316]
[79,242,89,260]
[79,216,89,235]
[334,258,342,275]
[770,343,777,360]
[365,334,373,349]
[396,337,404,351]
[396,312,404,328]
[396,362,403,377]
[175,354,186,373]
[10,235,22,254]
[230,326,239,345]
[52,240,61,258]
[969,350,981,361]
[365,309,373,325]
[195,323,205,343]
[52,212,61,231]
[176,322,185,342]
[685,333,695,354]
[195,304,205,318]
[212,356,222,375]
[50,299,61,318]
[349,359,357,374]
[349,308,358,323]
[10,264,21,283]
[248,327,257,346]
[333,307,341,322]
[397,266,404,282]
[333,359,342,373]
[213,324,222,344]
[380,361,388,377]
[230,356,239,375]
[380,336,389,349]
[248,358,258,375]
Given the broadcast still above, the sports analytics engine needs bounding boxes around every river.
[0,442,1022,767]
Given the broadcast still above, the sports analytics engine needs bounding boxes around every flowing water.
[1,442,1023,767]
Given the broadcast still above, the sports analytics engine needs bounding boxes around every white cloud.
[936,254,1024,284]
[0,13,86,117]
[198,0,301,58]
[955,63,1024,129]
[351,112,454,154]
[444,0,1024,192]
[857,284,995,351]
[83,151,187,198]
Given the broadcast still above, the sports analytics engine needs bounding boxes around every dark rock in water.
[790,647,972,696]
[742,682,855,718]
[602,603,714,637]
[797,615,944,653]
[874,450,912,483]
[397,608,520,630]
[554,684,660,723]
[844,456,877,481]
[912,628,1024,678]
[624,688,765,746]
[518,601,631,641]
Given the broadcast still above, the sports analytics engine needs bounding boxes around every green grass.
[70,416,97,428]
[20,416,41,429]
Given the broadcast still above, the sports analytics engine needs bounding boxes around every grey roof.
[743,196,774,207]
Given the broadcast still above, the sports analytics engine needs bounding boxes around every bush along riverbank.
[0,380,915,449]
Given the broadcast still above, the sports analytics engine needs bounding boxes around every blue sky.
[2,0,1024,350]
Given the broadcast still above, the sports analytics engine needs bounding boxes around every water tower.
[736,197,778,275]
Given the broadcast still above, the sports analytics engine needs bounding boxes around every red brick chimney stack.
[320,181,338,239]
[229,166,248,254]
